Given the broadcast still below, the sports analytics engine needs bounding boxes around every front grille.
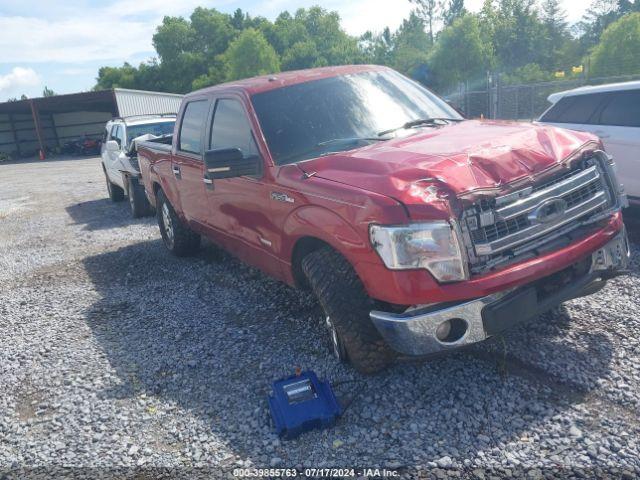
[463,154,616,273]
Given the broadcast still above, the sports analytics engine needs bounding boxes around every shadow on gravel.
[66,198,151,231]
[80,239,615,466]
[623,206,640,244]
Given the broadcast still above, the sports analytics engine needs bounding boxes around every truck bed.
[136,136,172,153]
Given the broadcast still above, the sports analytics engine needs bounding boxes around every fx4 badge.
[271,192,294,203]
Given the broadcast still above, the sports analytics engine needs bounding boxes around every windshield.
[251,69,462,165]
[126,120,175,145]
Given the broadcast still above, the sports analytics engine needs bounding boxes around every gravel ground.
[1,157,640,479]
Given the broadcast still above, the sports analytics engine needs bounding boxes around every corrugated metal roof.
[114,88,183,117]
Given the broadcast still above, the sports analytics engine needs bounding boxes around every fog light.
[436,320,452,341]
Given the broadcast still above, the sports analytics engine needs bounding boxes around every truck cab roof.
[189,64,387,97]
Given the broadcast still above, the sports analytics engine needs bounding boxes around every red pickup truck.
[138,65,629,373]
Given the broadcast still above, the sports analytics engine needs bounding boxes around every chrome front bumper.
[370,229,630,356]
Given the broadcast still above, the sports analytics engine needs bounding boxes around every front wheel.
[105,170,124,202]
[302,247,395,374]
[156,190,200,256]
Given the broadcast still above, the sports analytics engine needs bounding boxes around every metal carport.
[0,88,182,159]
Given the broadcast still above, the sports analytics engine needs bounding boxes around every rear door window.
[178,100,209,154]
[540,94,606,124]
[598,90,640,127]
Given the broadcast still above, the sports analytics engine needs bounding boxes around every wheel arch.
[283,205,371,290]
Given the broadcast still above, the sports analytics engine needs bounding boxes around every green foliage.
[409,0,441,44]
[93,1,640,96]
[442,0,467,26]
[223,28,280,81]
[282,41,323,70]
[428,14,493,89]
[42,86,56,97]
[502,63,553,84]
[590,12,640,76]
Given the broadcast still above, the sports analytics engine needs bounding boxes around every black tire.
[105,170,125,202]
[156,189,200,256]
[302,247,395,374]
[128,176,153,218]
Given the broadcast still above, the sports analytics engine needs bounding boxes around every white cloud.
[0,67,41,96]
[337,0,414,35]
[0,15,155,63]
[0,0,237,64]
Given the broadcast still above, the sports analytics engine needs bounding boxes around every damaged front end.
[458,149,628,276]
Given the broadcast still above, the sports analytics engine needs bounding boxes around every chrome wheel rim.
[161,203,174,246]
[326,316,344,361]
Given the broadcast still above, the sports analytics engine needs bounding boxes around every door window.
[209,99,259,158]
[179,100,209,154]
[599,90,640,127]
[115,126,125,147]
[109,125,119,144]
[539,94,606,124]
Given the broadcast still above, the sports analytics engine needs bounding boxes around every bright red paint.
[138,65,623,307]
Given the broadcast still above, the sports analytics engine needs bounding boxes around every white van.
[101,115,176,217]
[539,81,640,205]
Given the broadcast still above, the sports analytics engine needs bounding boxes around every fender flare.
[282,205,371,286]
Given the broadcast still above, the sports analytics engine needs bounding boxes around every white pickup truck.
[101,115,176,217]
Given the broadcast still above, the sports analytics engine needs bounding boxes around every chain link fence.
[445,73,640,121]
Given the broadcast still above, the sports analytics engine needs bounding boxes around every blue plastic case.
[268,370,342,439]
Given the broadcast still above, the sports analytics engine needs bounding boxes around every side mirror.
[105,140,120,152]
[204,148,259,179]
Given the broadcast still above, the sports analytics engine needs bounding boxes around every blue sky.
[0,0,590,100]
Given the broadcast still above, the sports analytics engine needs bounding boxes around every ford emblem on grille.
[528,198,568,224]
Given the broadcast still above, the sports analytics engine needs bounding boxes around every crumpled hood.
[297,120,599,209]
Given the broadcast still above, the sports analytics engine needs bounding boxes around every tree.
[95,63,139,90]
[409,0,442,44]
[590,12,640,76]
[42,86,56,97]
[223,28,280,81]
[281,40,323,70]
[442,0,466,26]
[577,0,620,50]
[360,28,394,66]
[618,0,640,14]
[428,14,494,89]
[480,0,546,71]
[292,7,364,66]
[390,12,432,80]
[540,0,571,70]
[502,63,553,84]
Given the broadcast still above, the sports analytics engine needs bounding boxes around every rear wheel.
[302,247,395,374]
[105,170,124,202]
[128,176,153,218]
[156,190,200,256]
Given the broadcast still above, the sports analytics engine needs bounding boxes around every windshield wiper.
[377,117,463,137]
[317,137,388,146]
[277,137,387,165]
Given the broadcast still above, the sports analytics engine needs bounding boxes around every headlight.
[369,221,468,282]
